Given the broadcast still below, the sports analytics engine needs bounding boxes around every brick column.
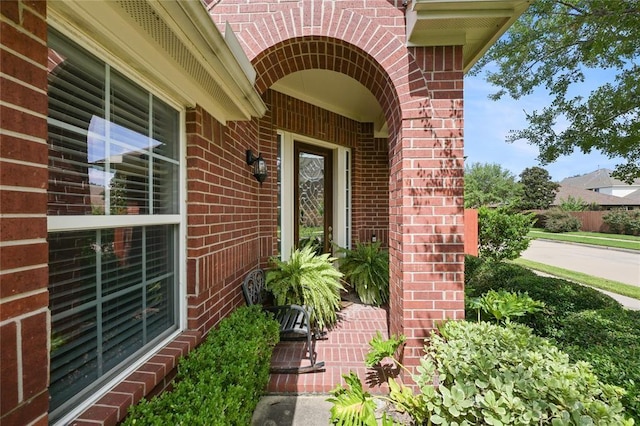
[0,0,51,424]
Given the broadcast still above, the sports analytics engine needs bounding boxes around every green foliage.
[478,206,535,261]
[336,242,389,306]
[267,245,344,329]
[415,321,633,425]
[364,331,405,367]
[518,167,560,210]
[544,208,582,233]
[124,306,279,425]
[467,289,544,324]
[329,321,634,425]
[463,162,522,208]
[556,308,640,421]
[465,258,620,335]
[604,209,640,236]
[328,372,379,426]
[471,0,640,182]
[558,195,588,212]
[465,256,639,422]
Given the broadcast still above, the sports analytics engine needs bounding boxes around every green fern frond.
[266,245,344,329]
[337,242,389,306]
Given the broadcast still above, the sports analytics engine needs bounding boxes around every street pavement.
[521,239,640,310]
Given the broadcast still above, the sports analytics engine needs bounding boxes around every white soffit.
[48,0,265,124]
[407,0,531,73]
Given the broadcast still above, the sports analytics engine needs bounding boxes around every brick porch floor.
[267,301,392,395]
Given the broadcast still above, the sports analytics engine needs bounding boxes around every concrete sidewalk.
[251,395,333,426]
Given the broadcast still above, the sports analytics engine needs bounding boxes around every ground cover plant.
[123,306,279,425]
[466,255,640,422]
[329,321,633,425]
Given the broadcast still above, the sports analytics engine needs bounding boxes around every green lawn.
[513,258,640,301]
[529,229,640,251]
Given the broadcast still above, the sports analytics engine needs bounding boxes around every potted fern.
[336,242,389,306]
[266,245,344,329]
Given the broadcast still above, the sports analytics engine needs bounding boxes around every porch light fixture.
[246,149,267,184]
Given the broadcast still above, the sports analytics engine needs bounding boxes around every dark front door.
[294,142,333,254]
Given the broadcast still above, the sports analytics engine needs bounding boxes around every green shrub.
[544,208,582,232]
[124,306,280,425]
[413,321,633,425]
[558,195,588,211]
[604,209,640,236]
[464,258,536,297]
[555,309,640,422]
[467,289,544,324]
[267,245,344,329]
[336,242,389,306]
[329,322,634,425]
[478,207,535,261]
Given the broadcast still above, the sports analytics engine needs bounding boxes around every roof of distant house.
[553,185,640,207]
[561,168,640,189]
[624,188,640,203]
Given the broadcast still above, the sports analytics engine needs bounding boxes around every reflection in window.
[46,29,180,422]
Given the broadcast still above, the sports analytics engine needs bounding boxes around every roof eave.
[406,0,532,73]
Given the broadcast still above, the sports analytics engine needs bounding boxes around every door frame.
[277,131,351,260]
[294,142,333,254]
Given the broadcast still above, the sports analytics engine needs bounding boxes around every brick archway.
[214,2,466,372]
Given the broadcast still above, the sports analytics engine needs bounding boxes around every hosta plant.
[336,242,389,306]
[267,245,344,329]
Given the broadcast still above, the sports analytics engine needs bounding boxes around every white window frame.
[47,24,187,426]
[278,130,351,260]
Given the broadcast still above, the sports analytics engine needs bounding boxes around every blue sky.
[463,70,622,182]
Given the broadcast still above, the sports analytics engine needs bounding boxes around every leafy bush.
[465,257,537,294]
[604,209,640,236]
[336,242,389,306]
[465,259,620,336]
[543,208,582,232]
[124,306,279,425]
[478,207,535,261]
[267,245,344,329]
[465,256,638,422]
[467,289,544,324]
[555,308,640,421]
[329,322,634,425]
[414,321,633,425]
[558,195,588,211]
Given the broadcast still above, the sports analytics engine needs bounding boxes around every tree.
[478,207,535,262]
[472,0,640,183]
[518,166,559,210]
[464,162,522,208]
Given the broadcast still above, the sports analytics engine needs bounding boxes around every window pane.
[47,30,178,216]
[48,225,177,419]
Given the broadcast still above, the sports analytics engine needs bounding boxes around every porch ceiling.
[407,0,531,73]
[272,70,388,138]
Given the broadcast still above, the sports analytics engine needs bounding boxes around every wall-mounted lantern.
[246,149,267,184]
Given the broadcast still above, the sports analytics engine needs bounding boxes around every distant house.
[561,169,640,198]
[553,185,640,210]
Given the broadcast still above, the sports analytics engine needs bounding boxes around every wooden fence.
[464,209,478,256]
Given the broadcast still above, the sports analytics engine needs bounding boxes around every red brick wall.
[185,106,264,335]
[211,0,466,375]
[0,1,50,424]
